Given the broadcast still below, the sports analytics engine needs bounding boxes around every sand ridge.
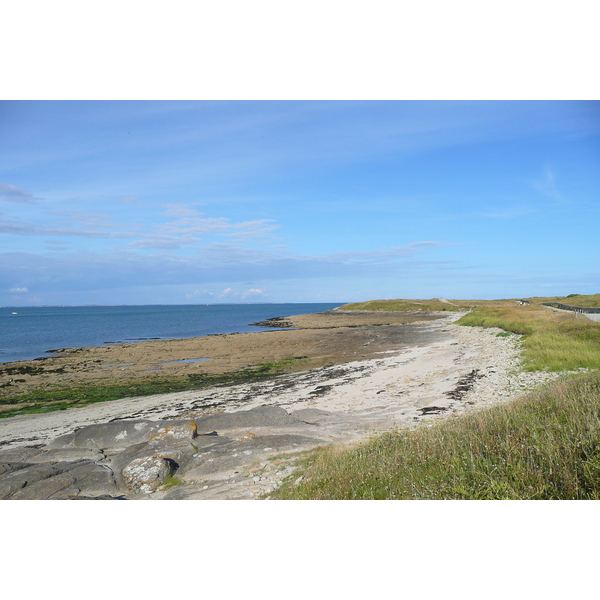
[0,309,443,398]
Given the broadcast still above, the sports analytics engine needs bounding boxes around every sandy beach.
[0,310,565,499]
[0,309,443,401]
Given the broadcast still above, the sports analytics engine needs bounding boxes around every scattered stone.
[418,406,449,415]
[122,456,174,494]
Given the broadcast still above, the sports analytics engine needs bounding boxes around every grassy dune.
[271,371,600,500]
[457,299,600,371]
[340,298,472,312]
[272,293,600,500]
[343,293,600,371]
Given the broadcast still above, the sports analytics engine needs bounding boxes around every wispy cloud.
[324,242,465,264]
[0,215,133,239]
[0,182,37,203]
[0,241,463,295]
[128,205,278,249]
[0,200,277,248]
[529,166,566,202]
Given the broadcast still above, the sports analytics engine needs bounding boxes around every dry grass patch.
[457,300,600,371]
[272,372,600,500]
[340,298,472,312]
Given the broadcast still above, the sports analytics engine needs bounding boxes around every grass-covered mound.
[271,293,600,500]
[457,300,600,371]
[340,298,470,312]
[343,294,600,371]
[271,371,600,500]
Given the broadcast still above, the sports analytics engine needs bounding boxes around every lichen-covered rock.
[48,419,199,452]
[122,456,174,494]
[148,422,197,445]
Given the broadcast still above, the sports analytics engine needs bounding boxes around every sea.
[0,303,344,364]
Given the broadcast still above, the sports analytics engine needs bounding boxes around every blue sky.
[0,100,599,306]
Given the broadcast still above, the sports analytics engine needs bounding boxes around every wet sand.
[1,310,566,499]
[0,310,444,400]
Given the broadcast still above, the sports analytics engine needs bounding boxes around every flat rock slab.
[291,408,343,425]
[48,419,201,451]
[0,406,328,499]
[0,447,105,464]
[193,406,303,432]
[0,460,118,500]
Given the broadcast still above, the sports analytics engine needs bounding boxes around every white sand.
[0,313,563,451]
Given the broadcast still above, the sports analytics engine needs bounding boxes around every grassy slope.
[271,293,600,500]
[340,298,471,312]
[272,371,600,500]
[456,300,600,371]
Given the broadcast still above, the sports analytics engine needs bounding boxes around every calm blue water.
[0,303,344,364]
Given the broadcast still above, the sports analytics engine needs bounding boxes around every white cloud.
[0,240,462,297]
[184,289,215,299]
[0,183,36,203]
[529,166,565,202]
[9,287,28,293]
[241,288,265,298]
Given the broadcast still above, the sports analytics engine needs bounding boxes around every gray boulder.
[122,455,174,494]
[108,422,221,493]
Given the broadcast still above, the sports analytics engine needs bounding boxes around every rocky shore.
[0,311,569,500]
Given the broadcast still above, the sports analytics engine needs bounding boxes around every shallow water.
[0,303,344,364]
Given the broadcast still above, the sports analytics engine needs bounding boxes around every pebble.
[447,323,584,412]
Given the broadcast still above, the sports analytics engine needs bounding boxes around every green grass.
[529,293,600,308]
[457,303,600,371]
[160,475,185,490]
[270,294,600,500]
[340,298,469,312]
[271,371,600,500]
[0,357,307,419]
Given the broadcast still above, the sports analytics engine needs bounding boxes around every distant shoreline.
[0,302,345,364]
[0,309,448,417]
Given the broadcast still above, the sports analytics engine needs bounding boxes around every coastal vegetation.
[343,293,600,371]
[456,298,600,371]
[0,357,307,419]
[340,298,471,312]
[271,371,600,499]
[271,292,600,500]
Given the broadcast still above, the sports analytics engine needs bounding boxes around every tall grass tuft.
[271,372,600,500]
[457,303,600,371]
